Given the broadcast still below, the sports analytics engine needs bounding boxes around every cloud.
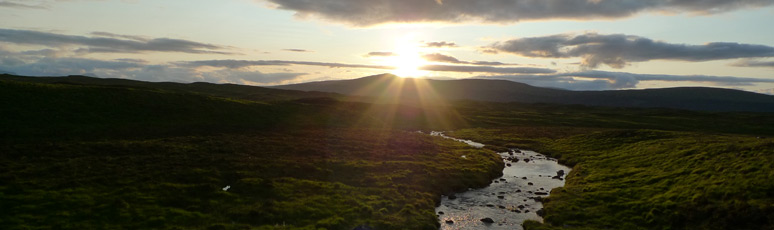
[177,59,395,70]
[423,41,457,48]
[198,69,306,85]
[732,59,774,68]
[364,51,397,57]
[756,88,774,95]
[91,31,148,42]
[482,70,774,90]
[419,64,555,74]
[282,48,313,52]
[486,33,774,68]
[0,46,304,85]
[422,53,506,66]
[0,57,142,76]
[0,1,47,9]
[0,54,305,85]
[264,0,774,26]
[0,28,234,55]
[422,53,462,63]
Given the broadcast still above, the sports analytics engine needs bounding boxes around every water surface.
[436,148,570,230]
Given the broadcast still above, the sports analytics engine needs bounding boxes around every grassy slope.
[449,127,774,230]
[4,75,774,230]
[1,130,501,230]
[0,79,501,230]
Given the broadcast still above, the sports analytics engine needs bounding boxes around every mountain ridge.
[273,73,774,112]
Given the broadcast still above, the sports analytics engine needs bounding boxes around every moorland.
[1,73,773,230]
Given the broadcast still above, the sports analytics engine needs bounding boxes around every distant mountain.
[274,74,774,112]
[0,74,340,102]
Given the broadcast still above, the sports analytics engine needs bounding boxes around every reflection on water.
[436,149,570,230]
[429,131,486,148]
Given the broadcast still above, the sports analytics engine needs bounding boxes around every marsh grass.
[2,75,773,229]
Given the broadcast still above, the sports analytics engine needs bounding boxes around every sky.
[1,0,773,93]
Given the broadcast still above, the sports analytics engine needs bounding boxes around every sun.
[384,35,428,77]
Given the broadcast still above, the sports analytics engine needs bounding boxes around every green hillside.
[2,74,773,230]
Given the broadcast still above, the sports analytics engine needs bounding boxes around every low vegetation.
[450,128,774,230]
[2,75,773,229]
[0,78,499,230]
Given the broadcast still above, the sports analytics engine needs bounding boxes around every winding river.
[430,131,571,230]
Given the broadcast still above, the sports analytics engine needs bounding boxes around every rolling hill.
[274,74,774,112]
[0,74,340,103]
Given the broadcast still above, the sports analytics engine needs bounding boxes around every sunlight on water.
[437,149,570,230]
[429,131,486,148]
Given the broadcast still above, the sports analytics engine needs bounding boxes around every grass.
[2,75,773,229]
[449,128,774,230]
[0,129,504,230]
[0,79,500,229]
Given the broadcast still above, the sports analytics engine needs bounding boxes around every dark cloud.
[177,59,395,70]
[422,53,506,66]
[364,52,397,57]
[0,55,305,85]
[265,0,773,26]
[91,31,148,42]
[0,1,46,9]
[566,71,774,85]
[199,69,306,85]
[0,57,143,76]
[0,28,234,54]
[422,53,463,63]
[283,49,313,52]
[732,59,774,68]
[113,58,148,64]
[487,33,774,68]
[423,41,457,48]
[482,70,774,90]
[419,64,555,74]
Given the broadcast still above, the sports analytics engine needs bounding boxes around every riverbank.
[0,129,503,230]
[428,131,571,230]
[447,128,774,230]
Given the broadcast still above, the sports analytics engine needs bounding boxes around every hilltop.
[274,74,774,112]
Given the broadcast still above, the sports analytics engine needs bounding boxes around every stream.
[429,131,571,230]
